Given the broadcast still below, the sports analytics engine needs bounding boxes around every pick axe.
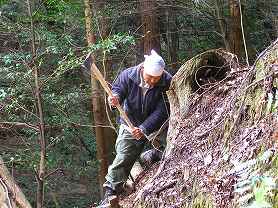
[82,53,134,130]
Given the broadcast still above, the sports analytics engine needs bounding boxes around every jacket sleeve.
[111,70,129,105]
[139,92,170,135]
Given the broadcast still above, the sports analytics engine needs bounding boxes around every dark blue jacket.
[112,64,172,136]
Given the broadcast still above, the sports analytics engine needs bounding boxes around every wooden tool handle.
[90,63,135,129]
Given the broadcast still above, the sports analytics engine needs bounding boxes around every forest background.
[0,0,277,207]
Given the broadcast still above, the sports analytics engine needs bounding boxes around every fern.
[233,149,278,208]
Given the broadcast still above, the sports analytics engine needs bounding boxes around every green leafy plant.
[234,149,278,207]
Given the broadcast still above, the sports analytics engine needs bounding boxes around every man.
[100,49,172,205]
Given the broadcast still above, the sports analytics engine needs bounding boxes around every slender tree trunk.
[140,0,161,54]
[27,0,46,207]
[84,0,96,44]
[215,0,230,51]
[84,0,112,198]
[94,0,117,163]
[166,5,179,72]
[228,0,242,57]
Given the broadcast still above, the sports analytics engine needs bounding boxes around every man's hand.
[132,127,144,140]
[108,95,119,107]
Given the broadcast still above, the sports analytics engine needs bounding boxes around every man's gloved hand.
[131,127,144,140]
[108,95,119,107]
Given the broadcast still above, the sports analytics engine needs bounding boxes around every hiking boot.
[98,187,117,208]
[140,149,162,167]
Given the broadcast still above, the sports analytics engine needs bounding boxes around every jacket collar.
[128,63,169,87]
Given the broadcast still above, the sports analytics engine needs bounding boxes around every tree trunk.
[228,0,242,58]
[215,0,230,51]
[140,0,161,54]
[94,0,117,163]
[165,5,179,72]
[27,0,46,207]
[84,0,113,198]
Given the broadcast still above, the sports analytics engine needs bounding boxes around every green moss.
[255,61,267,80]
[191,194,213,208]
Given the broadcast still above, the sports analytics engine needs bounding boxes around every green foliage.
[89,33,135,52]
[234,149,278,207]
[0,0,100,206]
[54,32,135,82]
[251,176,276,208]
[245,0,277,52]
[33,0,83,25]
[0,0,8,6]
[0,89,7,100]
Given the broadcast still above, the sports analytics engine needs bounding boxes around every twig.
[101,51,118,135]
[56,108,117,130]
[249,38,278,77]
[239,0,249,66]
[150,118,169,152]
[153,179,177,195]
[246,71,278,90]
[44,168,63,180]
[78,137,94,158]
[0,122,39,131]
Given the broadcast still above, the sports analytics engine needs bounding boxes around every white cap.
[143,49,165,76]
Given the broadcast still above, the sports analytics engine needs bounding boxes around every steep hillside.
[121,39,278,208]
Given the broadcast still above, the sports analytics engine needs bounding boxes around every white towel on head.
[143,49,165,76]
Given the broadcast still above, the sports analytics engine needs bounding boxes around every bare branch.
[44,168,63,180]
[0,122,39,131]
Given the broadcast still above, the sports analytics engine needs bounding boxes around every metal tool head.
[82,52,94,71]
